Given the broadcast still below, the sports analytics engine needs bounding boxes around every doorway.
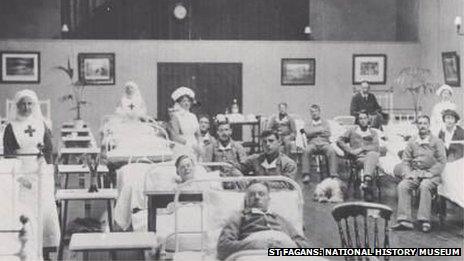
[157,63,242,121]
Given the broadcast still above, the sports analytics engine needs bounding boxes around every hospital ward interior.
[0,0,463,260]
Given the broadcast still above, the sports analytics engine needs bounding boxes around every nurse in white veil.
[430,84,457,136]
[115,81,148,120]
[2,89,60,259]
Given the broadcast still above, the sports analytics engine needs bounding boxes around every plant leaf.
[54,66,74,79]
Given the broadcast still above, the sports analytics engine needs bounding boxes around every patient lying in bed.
[115,155,221,231]
[216,181,310,260]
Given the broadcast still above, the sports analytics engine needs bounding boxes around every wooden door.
[157,63,242,121]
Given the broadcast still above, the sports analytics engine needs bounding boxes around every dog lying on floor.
[314,177,348,203]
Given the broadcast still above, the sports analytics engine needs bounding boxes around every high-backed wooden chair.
[332,202,393,261]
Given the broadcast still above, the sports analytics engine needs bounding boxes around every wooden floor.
[57,166,464,261]
[301,171,464,261]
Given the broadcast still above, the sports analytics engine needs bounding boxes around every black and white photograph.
[78,53,115,85]
[1,51,40,83]
[352,54,387,84]
[281,58,316,85]
[442,51,461,87]
[0,1,463,261]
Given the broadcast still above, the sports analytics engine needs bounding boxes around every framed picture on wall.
[0,51,40,83]
[352,54,387,84]
[78,53,115,85]
[281,58,315,85]
[441,52,460,87]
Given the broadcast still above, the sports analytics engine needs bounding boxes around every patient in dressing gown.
[216,181,310,260]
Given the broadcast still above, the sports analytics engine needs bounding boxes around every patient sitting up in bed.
[173,154,221,190]
[216,181,310,260]
[115,81,148,120]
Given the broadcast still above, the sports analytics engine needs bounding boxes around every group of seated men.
[195,94,462,235]
[164,82,462,258]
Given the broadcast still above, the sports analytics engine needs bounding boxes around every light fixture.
[304,26,311,35]
[173,3,187,20]
[455,16,464,36]
[61,24,69,33]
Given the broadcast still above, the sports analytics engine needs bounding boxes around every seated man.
[267,102,297,156]
[199,115,215,147]
[239,130,297,179]
[438,109,464,162]
[391,115,446,232]
[350,81,383,129]
[336,110,380,200]
[301,104,339,183]
[203,120,246,176]
[217,181,310,260]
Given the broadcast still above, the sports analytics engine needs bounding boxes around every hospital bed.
[114,161,230,233]
[437,141,464,210]
[100,116,174,165]
[160,176,304,261]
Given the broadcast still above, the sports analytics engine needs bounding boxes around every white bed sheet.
[438,158,464,208]
[101,117,174,163]
[114,163,219,231]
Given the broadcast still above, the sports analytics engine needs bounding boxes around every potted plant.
[55,59,89,128]
[393,67,438,120]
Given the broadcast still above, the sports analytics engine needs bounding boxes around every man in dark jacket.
[350,81,383,129]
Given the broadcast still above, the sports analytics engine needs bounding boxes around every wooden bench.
[56,189,118,260]
[58,164,109,189]
[69,232,157,261]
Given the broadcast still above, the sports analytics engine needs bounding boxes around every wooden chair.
[332,202,393,261]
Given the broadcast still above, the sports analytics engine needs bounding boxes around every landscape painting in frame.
[281,58,315,85]
[1,51,40,83]
[78,53,115,85]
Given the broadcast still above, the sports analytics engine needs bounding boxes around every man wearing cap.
[391,115,446,233]
[350,81,383,129]
[438,109,464,162]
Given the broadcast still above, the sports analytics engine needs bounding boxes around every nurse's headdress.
[10,89,44,122]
